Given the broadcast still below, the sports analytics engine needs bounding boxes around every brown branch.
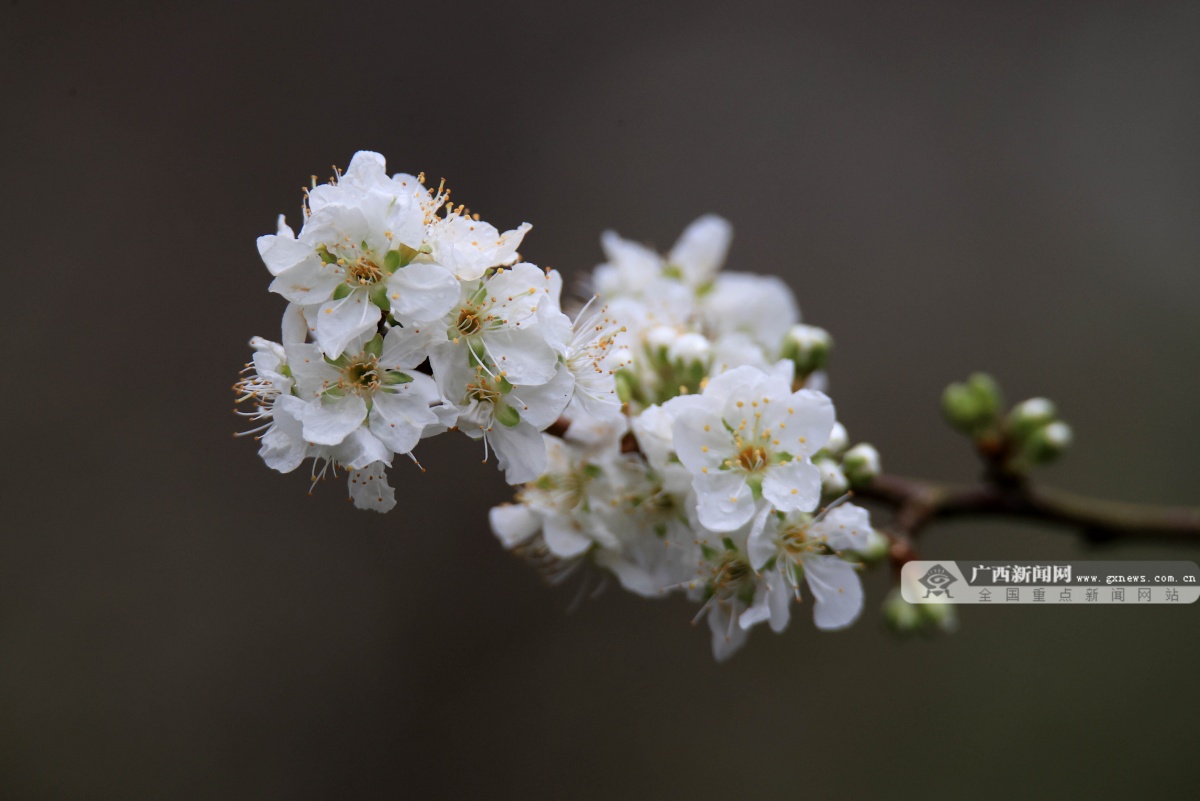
[857,473,1200,547]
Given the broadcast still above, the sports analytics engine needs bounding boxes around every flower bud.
[780,324,832,376]
[883,587,959,636]
[842,443,881,486]
[1024,420,1072,465]
[882,588,922,634]
[668,332,712,366]
[815,457,849,496]
[942,372,1002,435]
[857,529,890,563]
[1008,397,1057,439]
[645,325,679,355]
[824,422,849,457]
[920,598,959,634]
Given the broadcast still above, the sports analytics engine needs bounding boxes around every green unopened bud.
[1008,397,1057,440]
[883,587,959,636]
[942,372,1002,435]
[780,324,832,376]
[842,443,881,486]
[1024,420,1072,465]
[882,588,922,634]
[920,598,958,633]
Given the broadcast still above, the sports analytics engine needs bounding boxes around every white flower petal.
[707,601,750,662]
[369,386,438,454]
[746,505,777,570]
[669,214,731,285]
[330,426,390,470]
[767,572,792,633]
[481,262,548,324]
[672,407,728,473]
[483,327,559,386]
[488,422,548,484]
[281,302,309,345]
[347,461,396,513]
[509,365,574,430]
[489,504,541,548]
[543,514,593,558]
[257,233,314,276]
[702,272,799,348]
[268,258,341,305]
[738,583,772,630]
[764,388,836,457]
[380,325,435,371]
[300,394,367,446]
[387,262,460,324]
[283,343,341,399]
[804,555,864,631]
[692,470,756,532]
[258,425,307,473]
[761,459,822,513]
[811,503,873,552]
[343,151,387,187]
[315,291,381,359]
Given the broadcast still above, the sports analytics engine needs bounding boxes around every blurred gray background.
[3,1,1199,798]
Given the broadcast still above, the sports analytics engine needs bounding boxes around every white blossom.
[745,502,872,631]
[671,365,835,532]
[238,156,881,658]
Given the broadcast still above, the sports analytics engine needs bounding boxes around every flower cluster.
[236,151,593,511]
[490,217,885,660]
[236,153,884,659]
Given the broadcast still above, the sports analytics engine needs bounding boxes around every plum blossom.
[744,502,873,631]
[671,365,836,532]
[238,154,879,659]
[286,328,442,454]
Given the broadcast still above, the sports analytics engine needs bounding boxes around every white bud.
[668,332,712,365]
[780,324,832,374]
[1009,397,1057,438]
[825,422,849,456]
[1013,397,1056,421]
[1044,421,1072,448]
[816,457,849,496]
[843,443,881,485]
[859,529,890,562]
[645,325,679,352]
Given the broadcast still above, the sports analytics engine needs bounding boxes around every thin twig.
[856,473,1200,545]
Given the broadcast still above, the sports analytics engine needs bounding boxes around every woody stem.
[855,474,1200,571]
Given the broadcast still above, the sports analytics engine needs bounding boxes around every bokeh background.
[4,1,1199,798]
